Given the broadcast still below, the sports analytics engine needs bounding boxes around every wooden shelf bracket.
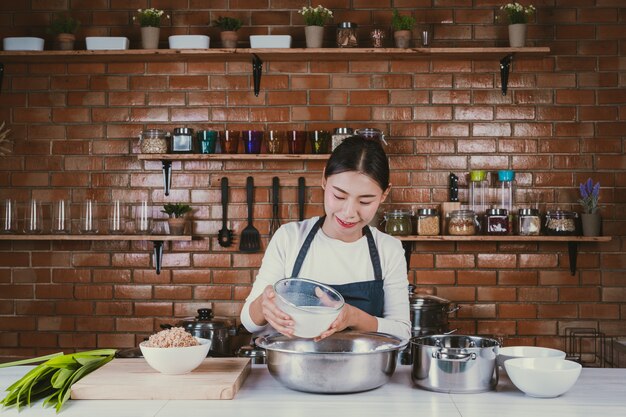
[500,54,513,95]
[161,160,172,196]
[152,240,164,275]
[252,54,263,96]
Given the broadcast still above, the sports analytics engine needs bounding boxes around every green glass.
[198,130,218,154]
[309,130,331,154]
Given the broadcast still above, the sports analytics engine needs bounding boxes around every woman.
[240,136,410,341]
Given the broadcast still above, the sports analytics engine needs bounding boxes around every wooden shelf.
[0,234,192,274]
[0,47,550,64]
[398,235,612,276]
[137,154,329,161]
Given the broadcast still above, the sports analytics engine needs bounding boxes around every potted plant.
[212,16,243,48]
[133,8,169,49]
[578,178,601,236]
[47,14,80,51]
[498,2,535,47]
[161,203,192,235]
[298,5,333,48]
[391,9,415,49]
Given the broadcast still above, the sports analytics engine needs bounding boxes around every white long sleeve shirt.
[240,217,411,340]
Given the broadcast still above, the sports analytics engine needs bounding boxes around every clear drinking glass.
[109,200,128,234]
[51,199,70,234]
[1,199,17,233]
[24,199,44,233]
[135,201,152,234]
[80,199,98,234]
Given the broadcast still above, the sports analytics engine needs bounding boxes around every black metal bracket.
[161,160,172,196]
[500,54,513,96]
[252,54,263,96]
[153,240,164,275]
[0,63,4,94]
[568,241,578,276]
[402,241,412,271]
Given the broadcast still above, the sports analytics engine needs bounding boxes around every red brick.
[579,304,619,319]
[498,304,537,319]
[435,254,475,268]
[477,254,517,269]
[518,321,557,335]
[415,270,456,285]
[476,321,516,336]
[538,304,578,319]
[477,287,516,302]
[154,286,192,300]
[560,288,600,302]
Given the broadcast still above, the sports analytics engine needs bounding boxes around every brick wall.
[0,1,625,357]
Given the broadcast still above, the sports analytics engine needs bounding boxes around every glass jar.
[337,22,358,48]
[355,128,387,145]
[484,208,509,235]
[139,129,168,154]
[384,210,413,236]
[331,127,353,151]
[448,210,477,236]
[469,170,488,218]
[416,208,440,236]
[545,210,578,236]
[171,127,195,153]
[518,208,541,236]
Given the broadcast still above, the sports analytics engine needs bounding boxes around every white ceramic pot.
[304,26,324,48]
[508,23,527,47]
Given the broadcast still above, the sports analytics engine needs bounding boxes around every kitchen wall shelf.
[398,235,612,275]
[0,46,549,96]
[138,153,328,196]
[0,234,191,274]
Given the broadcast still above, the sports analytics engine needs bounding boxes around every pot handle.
[433,349,476,362]
[446,305,460,314]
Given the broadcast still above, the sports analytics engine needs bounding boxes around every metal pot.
[236,340,267,364]
[256,331,406,394]
[173,308,238,357]
[411,335,500,393]
[408,286,459,336]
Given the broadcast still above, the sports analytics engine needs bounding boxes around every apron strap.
[363,226,383,281]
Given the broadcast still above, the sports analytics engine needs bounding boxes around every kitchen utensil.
[172,308,238,357]
[505,357,581,398]
[70,357,251,400]
[217,177,233,247]
[269,176,280,237]
[256,331,406,394]
[298,176,305,221]
[140,337,212,375]
[273,277,344,339]
[497,346,566,368]
[239,176,261,252]
[411,334,500,393]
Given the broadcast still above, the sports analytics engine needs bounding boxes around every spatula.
[217,177,233,247]
[239,176,261,253]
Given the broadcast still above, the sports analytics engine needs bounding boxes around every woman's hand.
[255,285,295,337]
[314,304,355,341]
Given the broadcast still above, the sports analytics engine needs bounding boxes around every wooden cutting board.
[70,357,251,400]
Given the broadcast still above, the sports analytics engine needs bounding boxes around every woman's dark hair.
[324,136,390,191]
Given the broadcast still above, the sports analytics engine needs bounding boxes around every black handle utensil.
[269,176,280,237]
[217,177,233,247]
[239,176,261,253]
[449,173,459,202]
[298,177,305,221]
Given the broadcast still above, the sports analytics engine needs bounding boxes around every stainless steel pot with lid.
[176,308,238,357]
[236,341,267,364]
[408,285,459,336]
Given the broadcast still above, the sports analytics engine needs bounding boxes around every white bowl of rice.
[140,327,211,375]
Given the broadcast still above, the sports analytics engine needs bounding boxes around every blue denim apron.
[290,216,384,317]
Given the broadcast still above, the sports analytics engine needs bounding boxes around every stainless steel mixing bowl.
[256,331,407,394]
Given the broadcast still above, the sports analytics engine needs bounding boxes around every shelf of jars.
[397,235,612,276]
[0,234,192,274]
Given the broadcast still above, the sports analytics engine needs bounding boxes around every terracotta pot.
[220,31,238,48]
[56,33,75,51]
[581,213,601,237]
[393,30,412,49]
[508,23,527,48]
[304,25,324,48]
[167,218,186,235]
[141,26,160,49]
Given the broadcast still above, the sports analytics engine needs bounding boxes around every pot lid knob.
[197,308,214,320]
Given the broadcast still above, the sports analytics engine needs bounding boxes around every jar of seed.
[448,210,477,236]
[545,210,578,235]
[416,208,440,236]
[139,129,168,154]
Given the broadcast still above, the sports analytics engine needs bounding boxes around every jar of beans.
[416,208,440,236]
[484,208,509,235]
[384,210,413,236]
[545,210,578,235]
[448,210,477,236]
[139,129,168,154]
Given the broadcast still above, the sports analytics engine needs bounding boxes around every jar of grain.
[518,208,541,236]
[416,208,440,236]
[139,129,168,154]
[545,210,578,236]
[448,210,477,236]
[384,210,413,236]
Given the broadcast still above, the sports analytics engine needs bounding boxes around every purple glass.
[242,130,263,154]
[286,130,307,154]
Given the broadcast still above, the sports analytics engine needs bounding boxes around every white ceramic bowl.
[249,35,291,48]
[505,357,582,398]
[3,37,44,51]
[274,277,344,338]
[497,346,566,368]
[168,35,210,49]
[86,37,129,50]
[139,336,211,375]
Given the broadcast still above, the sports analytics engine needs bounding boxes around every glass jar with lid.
[484,208,509,235]
[518,208,541,236]
[331,127,353,151]
[416,208,440,236]
[448,209,477,236]
[545,210,578,236]
[171,127,195,153]
[384,209,413,236]
[139,129,168,154]
[355,128,387,146]
[337,22,358,47]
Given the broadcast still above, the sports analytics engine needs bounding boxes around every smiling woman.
[241,136,411,342]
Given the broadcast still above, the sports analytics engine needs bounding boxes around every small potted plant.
[212,16,243,48]
[133,8,169,49]
[498,2,535,47]
[578,178,601,236]
[161,203,192,235]
[47,14,80,51]
[298,5,333,48]
[391,9,416,49]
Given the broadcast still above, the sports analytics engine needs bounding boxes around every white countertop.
[1,365,625,417]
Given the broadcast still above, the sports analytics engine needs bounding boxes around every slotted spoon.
[217,177,233,247]
[239,176,261,253]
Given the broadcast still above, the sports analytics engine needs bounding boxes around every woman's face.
[321,170,390,242]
